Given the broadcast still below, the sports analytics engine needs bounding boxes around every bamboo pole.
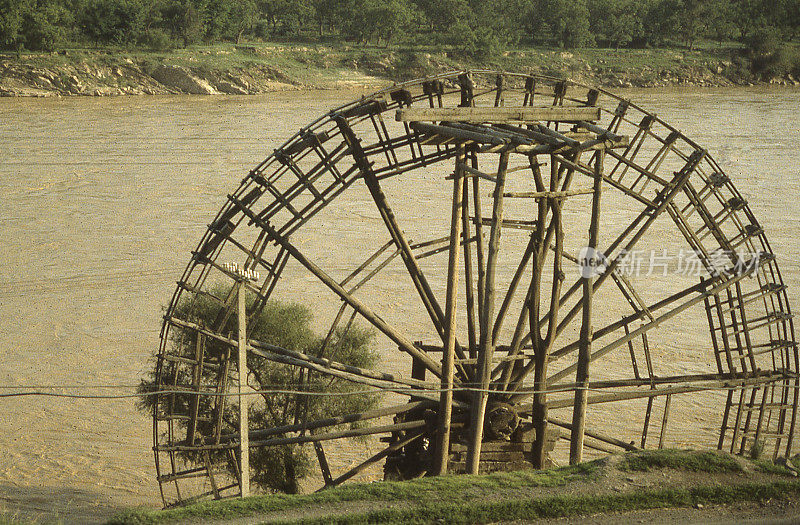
[570,151,603,464]
[540,373,784,410]
[159,420,428,452]
[326,431,425,488]
[435,147,465,476]
[530,154,564,468]
[543,266,756,388]
[213,401,435,446]
[658,394,672,449]
[536,150,704,358]
[471,148,487,358]
[314,442,333,487]
[362,161,469,379]
[462,164,478,358]
[237,281,250,497]
[167,316,435,391]
[467,150,509,474]
[229,194,444,378]
[548,417,638,451]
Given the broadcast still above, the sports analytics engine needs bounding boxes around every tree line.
[1,0,798,55]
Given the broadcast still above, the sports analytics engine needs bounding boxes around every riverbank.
[107,449,800,524]
[2,43,798,97]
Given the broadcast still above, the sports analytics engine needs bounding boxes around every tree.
[203,0,258,42]
[21,0,72,51]
[412,0,473,35]
[139,285,381,494]
[469,0,527,45]
[531,0,594,48]
[730,0,770,40]
[643,0,707,50]
[589,0,642,48]
[76,0,151,45]
[0,0,26,49]
[258,0,313,36]
[160,1,202,46]
[310,0,339,35]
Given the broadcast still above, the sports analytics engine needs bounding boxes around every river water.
[0,87,798,522]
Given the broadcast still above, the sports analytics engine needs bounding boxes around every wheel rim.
[151,70,799,506]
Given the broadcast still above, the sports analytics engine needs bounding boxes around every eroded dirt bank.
[3,45,798,97]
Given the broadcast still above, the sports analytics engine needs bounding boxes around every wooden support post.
[467,151,509,474]
[471,150,486,352]
[237,281,250,498]
[325,431,425,488]
[461,164,478,359]
[314,441,333,487]
[435,147,465,476]
[569,151,603,465]
[530,154,558,468]
[659,394,672,449]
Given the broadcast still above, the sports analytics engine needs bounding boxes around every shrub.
[138,28,174,51]
[139,283,380,494]
[739,26,800,80]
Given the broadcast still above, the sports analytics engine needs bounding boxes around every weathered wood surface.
[154,71,797,507]
[397,106,601,123]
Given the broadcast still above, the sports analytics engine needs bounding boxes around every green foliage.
[342,0,417,45]
[159,1,202,46]
[0,0,72,51]
[745,27,800,78]
[2,0,798,66]
[108,456,800,524]
[619,449,743,473]
[754,459,795,476]
[0,0,25,49]
[107,460,599,523]
[589,0,642,48]
[138,283,380,494]
[203,0,258,43]
[528,0,594,48]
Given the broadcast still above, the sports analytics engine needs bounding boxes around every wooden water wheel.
[150,70,798,506]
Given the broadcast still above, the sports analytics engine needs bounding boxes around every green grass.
[265,480,800,525]
[619,449,743,473]
[108,450,800,525]
[754,459,796,476]
[107,462,600,524]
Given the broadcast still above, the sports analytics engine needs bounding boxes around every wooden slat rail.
[397,106,601,123]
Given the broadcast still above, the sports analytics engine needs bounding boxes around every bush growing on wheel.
[139,284,380,494]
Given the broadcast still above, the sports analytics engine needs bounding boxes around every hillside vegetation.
[1,0,800,89]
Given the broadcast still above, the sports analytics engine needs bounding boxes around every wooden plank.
[397,106,601,123]
[160,420,428,452]
[503,188,595,199]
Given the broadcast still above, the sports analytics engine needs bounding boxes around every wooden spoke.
[153,72,798,506]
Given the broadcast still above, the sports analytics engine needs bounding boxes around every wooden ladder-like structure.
[150,71,798,507]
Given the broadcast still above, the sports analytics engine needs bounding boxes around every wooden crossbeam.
[397,106,601,123]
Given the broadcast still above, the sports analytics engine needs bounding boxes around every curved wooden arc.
[150,70,798,507]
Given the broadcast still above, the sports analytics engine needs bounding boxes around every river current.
[0,87,798,521]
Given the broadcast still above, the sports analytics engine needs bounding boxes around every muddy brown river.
[0,87,798,522]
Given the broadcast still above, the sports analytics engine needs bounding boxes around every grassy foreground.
[108,449,800,525]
